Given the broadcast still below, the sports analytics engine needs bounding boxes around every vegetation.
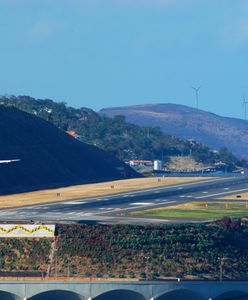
[0,221,247,280]
[128,202,248,219]
[1,95,246,170]
[0,238,51,273]
[52,221,248,280]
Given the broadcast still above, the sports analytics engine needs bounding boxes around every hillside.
[0,106,138,195]
[100,103,248,159]
[1,96,245,171]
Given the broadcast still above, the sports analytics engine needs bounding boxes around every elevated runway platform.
[0,280,247,300]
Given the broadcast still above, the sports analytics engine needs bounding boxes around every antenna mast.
[192,86,201,109]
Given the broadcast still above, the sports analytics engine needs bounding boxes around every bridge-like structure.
[0,280,247,300]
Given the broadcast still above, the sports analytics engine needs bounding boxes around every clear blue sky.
[1,0,248,119]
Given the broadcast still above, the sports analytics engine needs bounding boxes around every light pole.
[218,257,225,282]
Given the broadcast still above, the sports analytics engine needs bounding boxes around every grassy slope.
[128,202,248,219]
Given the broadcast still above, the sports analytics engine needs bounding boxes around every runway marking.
[179,195,186,198]
[160,201,176,204]
[202,191,208,194]
[223,188,229,190]
[196,187,248,199]
[98,177,235,199]
[62,201,86,205]
[154,191,160,194]
[129,202,153,206]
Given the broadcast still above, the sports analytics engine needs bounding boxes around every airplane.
[0,159,21,164]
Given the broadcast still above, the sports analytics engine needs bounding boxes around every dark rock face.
[0,106,139,194]
[100,103,248,159]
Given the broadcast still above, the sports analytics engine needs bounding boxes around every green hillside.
[1,95,246,170]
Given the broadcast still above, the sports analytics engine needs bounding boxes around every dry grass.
[220,192,248,200]
[0,177,209,209]
[167,156,208,172]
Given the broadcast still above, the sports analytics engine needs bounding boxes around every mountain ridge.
[100,103,248,159]
[0,95,246,171]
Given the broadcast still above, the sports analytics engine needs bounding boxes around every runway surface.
[0,176,248,223]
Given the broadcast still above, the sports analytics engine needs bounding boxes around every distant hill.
[0,96,246,171]
[0,106,139,195]
[100,103,248,159]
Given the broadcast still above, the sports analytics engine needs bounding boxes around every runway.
[0,176,248,223]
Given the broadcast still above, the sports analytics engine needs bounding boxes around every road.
[0,176,248,223]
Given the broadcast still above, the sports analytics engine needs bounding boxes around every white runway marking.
[202,191,208,194]
[197,187,248,199]
[62,201,86,205]
[160,201,176,204]
[129,202,153,206]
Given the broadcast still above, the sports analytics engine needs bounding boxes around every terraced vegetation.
[0,238,51,273]
[52,221,248,280]
[0,221,247,280]
[128,202,248,219]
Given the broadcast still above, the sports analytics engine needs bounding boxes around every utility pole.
[192,86,201,109]
[218,257,225,282]
[243,96,248,121]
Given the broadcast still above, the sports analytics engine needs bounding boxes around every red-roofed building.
[66,130,79,139]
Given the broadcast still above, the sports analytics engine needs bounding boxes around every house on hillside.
[66,130,80,139]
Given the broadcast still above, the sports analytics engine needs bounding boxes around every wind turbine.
[243,96,248,121]
[192,86,201,109]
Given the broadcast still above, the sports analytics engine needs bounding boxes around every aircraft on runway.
[0,159,20,164]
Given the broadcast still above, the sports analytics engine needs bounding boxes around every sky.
[1,0,248,119]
